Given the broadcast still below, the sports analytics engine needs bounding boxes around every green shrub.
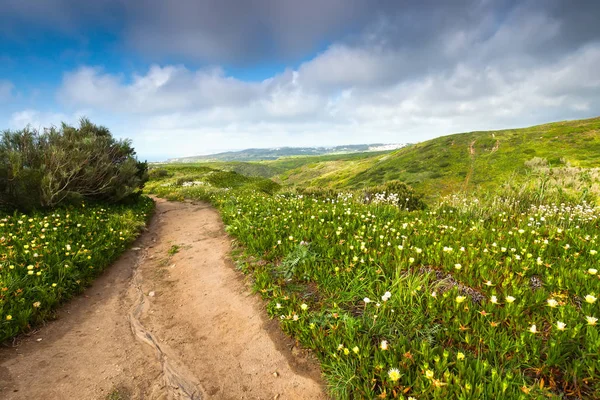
[0,118,148,210]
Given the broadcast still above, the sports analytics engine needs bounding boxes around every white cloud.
[9,109,83,130]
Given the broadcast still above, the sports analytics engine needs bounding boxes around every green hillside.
[277,117,600,197]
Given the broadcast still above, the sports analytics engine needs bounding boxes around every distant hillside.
[276,117,600,197]
[167,143,405,163]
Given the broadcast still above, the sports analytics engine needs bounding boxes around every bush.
[362,180,427,210]
[0,118,148,210]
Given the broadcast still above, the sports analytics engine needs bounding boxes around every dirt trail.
[0,198,326,400]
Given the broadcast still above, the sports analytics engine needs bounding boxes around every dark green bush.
[0,118,148,210]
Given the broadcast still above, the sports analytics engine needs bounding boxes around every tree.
[0,118,148,210]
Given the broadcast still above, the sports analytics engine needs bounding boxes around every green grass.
[149,169,600,399]
[0,197,154,342]
[277,117,600,200]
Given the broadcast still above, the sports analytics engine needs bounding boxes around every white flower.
[484,280,493,287]
[556,321,566,331]
[505,296,516,304]
[588,268,598,275]
[275,303,282,309]
[380,340,388,350]
[547,299,559,308]
[363,297,371,304]
[529,324,538,333]
[590,250,598,255]
[382,291,392,302]
[300,303,308,311]
[585,295,597,304]
[490,295,498,304]
[454,263,462,270]
[586,316,598,326]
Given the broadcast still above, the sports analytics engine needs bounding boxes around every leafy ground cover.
[148,167,600,399]
[0,196,154,342]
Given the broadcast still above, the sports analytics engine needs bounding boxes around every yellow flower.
[589,268,598,275]
[33,301,41,308]
[343,348,350,355]
[6,315,12,320]
[388,368,401,382]
[585,295,597,304]
[455,295,466,304]
[352,346,359,354]
[457,352,465,360]
[425,369,434,379]
[505,296,516,303]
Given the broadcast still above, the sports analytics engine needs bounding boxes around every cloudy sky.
[1,0,599,160]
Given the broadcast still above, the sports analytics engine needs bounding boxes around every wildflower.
[484,280,493,287]
[454,263,462,270]
[408,257,415,263]
[6,315,12,320]
[457,352,465,360]
[343,348,350,355]
[529,324,537,333]
[586,316,598,326]
[275,303,282,309]
[585,295,597,304]
[337,344,344,350]
[363,297,371,304]
[292,314,299,321]
[352,346,359,354]
[288,236,293,241]
[589,268,598,275]
[455,296,466,304]
[382,291,392,302]
[556,321,566,331]
[66,244,71,251]
[490,295,498,304]
[300,303,308,311]
[380,340,388,350]
[33,301,41,308]
[388,368,401,382]
[425,370,434,379]
[505,296,516,304]
[547,299,558,308]
[591,250,598,255]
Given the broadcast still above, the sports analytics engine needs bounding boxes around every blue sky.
[1,0,600,161]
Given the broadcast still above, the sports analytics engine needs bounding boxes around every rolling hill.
[166,143,405,163]
[274,116,600,197]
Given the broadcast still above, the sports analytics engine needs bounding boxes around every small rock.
[36,338,42,342]
[148,291,156,297]
[132,247,141,251]
[272,371,278,377]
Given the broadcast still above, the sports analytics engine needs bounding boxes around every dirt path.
[0,199,326,400]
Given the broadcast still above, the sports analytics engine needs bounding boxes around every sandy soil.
[0,198,326,400]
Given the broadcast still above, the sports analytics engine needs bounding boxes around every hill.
[166,143,405,163]
[275,116,600,198]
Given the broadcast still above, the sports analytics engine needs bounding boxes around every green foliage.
[0,118,148,210]
[151,166,600,399]
[167,244,180,255]
[274,117,600,201]
[0,196,154,342]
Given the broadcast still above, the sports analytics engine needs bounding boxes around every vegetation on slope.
[148,166,600,399]
[0,197,154,342]
[277,117,600,200]
[0,119,154,342]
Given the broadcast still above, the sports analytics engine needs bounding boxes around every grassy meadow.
[0,197,154,342]
[146,117,600,399]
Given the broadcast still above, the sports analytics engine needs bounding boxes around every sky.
[1,0,599,161]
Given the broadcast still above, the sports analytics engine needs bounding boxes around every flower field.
[0,197,154,342]
[148,166,600,399]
